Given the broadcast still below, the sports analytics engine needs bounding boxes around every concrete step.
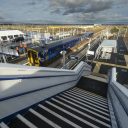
[1,87,111,128]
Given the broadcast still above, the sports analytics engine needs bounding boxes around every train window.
[8,35,13,39]
[14,35,18,38]
[14,37,24,42]
[20,34,23,37]
[48,50,52,55]
[33,53,37,59]
[38,51,45,58]
[1,36,7,40]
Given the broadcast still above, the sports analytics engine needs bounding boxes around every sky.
[0,0,128,24]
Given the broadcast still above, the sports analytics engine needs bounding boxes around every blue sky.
[0,0,128,24]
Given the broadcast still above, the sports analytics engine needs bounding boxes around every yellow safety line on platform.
[93,62,101,73]
[93,61,128,69]
[124,55,128,67]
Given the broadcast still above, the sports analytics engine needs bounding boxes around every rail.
[108,68,128,128]
[0,61,91,121]
[57,33,101,69]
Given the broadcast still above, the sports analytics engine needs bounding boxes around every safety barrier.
[108,68,128,128]
[0,62,91,121]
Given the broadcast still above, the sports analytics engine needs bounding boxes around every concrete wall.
[77,77,108,97]
[108,68,128,128]
[0,62,91,120]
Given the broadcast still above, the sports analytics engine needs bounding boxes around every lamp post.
[124,27,128,38]
[60,50,66,69]
[117,28,120,40]
[2,54,7,63]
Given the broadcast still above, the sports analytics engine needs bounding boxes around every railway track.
[7,31,101,67]
[61,37,101,70]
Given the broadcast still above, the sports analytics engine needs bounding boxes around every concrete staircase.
[0,86,111,128]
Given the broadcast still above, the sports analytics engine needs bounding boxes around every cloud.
[50,0,113,15]
[0,11,6,20]
[0,16,4,20]
[72,10,128,24]
[27,1,36,6]
[0,14,5,20]
[0,0,127,24]
[26,0,43,6]
[49,0,128,24]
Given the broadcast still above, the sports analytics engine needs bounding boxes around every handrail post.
[111,68,117,82]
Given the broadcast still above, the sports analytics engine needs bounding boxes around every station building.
[0,30,24,42]
[95,40,117,59]
[100,40,117,53]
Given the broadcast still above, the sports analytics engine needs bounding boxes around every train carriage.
[28,32,93,66]
[28,36,80,66]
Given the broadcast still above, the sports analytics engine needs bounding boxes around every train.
[27,32,94,66]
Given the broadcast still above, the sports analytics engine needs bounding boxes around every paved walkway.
[93,61,128,69]
[124,55,128,67]
[123,38,128,51]
[93,62,102,73]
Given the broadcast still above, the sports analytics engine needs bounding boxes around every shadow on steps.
[76,77,108,97]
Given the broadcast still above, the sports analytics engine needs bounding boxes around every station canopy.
[100,40,117,53]
[100,40,117,48]
[0,30,24,37]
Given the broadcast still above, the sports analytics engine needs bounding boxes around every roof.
[47,36,79,48]
[0,30,24,36]
[29,35,79,52]
[100,40,117,48]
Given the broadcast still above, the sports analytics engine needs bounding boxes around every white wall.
[108,68,128,128]
[0,62,91,120]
